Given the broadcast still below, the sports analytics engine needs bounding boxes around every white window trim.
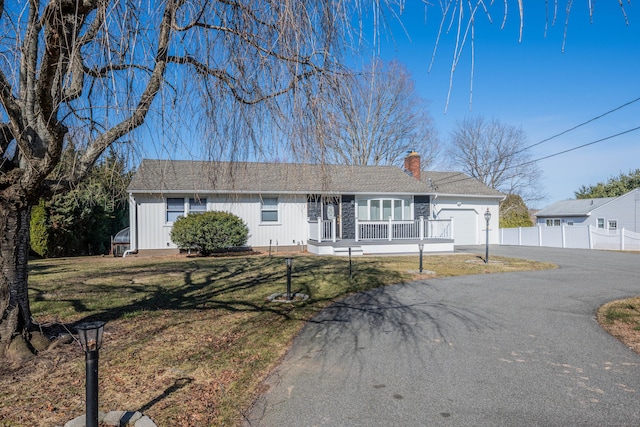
[608,219,618,230]
[545,218,561,227]
[167,197,208,223]
[356,197,413,221]
[596,217,605,229]
[166,197,186,223]
[260,196,280,224]
[188,197,207,215]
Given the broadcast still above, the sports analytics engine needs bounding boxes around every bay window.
[356,197,412,221]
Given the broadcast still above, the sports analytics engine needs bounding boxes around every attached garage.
[438,209,479,245]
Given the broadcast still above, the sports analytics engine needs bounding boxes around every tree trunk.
[0,201,33,358]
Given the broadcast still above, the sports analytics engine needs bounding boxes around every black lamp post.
[284,257,293,300]
[77,321,105,427]
[418,243,424,273]
[484,208,492,264]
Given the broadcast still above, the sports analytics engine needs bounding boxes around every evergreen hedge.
[170,211,249,255]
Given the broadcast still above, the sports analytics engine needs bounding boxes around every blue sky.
[370,2,640,208]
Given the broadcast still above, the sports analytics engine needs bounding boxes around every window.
[356,197,412,221]
[261,197,278,222]
[597,218,605,229]
[382,200,392,220]
[394,200,403,220]
[370,200,381,220]
[608,220,618,231]
[166,198,185,222]
[189,198,207,214]
[358,202,368,220]
[167,197,207,222]
[545,219,561,227]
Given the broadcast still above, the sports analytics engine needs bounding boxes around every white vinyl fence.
[500,225,640,251]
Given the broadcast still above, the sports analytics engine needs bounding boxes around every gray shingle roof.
[420,171,505,197]
[535,197,614,217]
[128,159,504,198]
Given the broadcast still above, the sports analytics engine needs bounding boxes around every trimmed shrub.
[170,211,249,255]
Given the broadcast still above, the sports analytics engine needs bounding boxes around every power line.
[432,96,640,189]
[513,96,640,156]
[520,125,640,167]
[431,124,640,188]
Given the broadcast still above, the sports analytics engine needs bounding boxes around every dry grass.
[597,296,640,355]
[0,252,554,427]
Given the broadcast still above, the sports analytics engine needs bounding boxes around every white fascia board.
[432,193,505,200]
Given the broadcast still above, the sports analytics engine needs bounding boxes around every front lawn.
[0,252,554,426]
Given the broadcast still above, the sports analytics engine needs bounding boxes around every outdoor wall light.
[484,208,492,264]
[284,257,293,300]
[77,321,105,427]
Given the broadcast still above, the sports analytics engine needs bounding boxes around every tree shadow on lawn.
[30,255,407,336]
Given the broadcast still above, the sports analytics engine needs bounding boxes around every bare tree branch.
[296,59,439,167]
[446,116,545,203]
[74,0,177,180]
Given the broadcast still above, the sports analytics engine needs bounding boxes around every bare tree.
[0,0,389,359]
[445,116,544,202]
[0,0,626,359]
[297,59,439,167]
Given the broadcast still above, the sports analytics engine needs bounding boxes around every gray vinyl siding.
[590,189,640,233]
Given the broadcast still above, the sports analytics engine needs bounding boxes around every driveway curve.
[245,246,640,426]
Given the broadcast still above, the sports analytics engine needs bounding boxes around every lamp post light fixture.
[77,321,105,427]
[484,208,492,264]
[418,243,424,273]
[284,257,293,301]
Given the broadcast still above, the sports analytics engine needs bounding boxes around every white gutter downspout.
[123,194,139,258]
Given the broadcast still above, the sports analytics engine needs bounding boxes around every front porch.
[307,217,454,255]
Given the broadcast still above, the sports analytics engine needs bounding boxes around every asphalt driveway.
[245,246,640,426]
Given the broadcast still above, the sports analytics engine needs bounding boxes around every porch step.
[333,246,364,256]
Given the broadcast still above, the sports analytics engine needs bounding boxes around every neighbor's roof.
[420,171,505,197]
[128,159,504,197]
[535,197,614,217]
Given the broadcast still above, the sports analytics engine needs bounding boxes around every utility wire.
[513,96,640,156]
[520,125,640,167]
[431,124,640,188]
[431,96,640,188]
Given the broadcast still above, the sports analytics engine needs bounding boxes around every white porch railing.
[309,216,452,242]
[428,219,453,240]
[309,217,337,242]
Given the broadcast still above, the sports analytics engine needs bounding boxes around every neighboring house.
[126,153,504,255]
[535,188,640,233]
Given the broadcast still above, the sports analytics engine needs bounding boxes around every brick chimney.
[404,151,421,181]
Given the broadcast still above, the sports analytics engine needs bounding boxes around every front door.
[323,198,341,239]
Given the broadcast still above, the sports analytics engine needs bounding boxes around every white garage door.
[439,209,478,245]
